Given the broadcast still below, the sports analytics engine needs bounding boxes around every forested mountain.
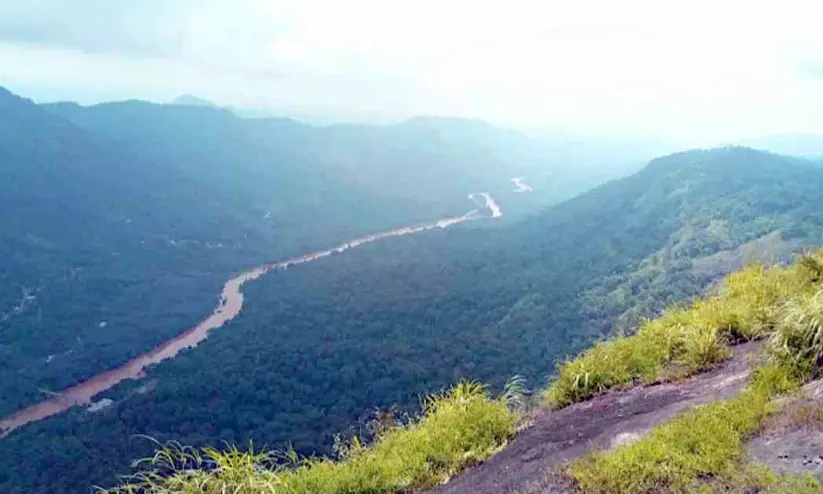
[3,144,823,493]
[44,101,644,222]
[1,87,437,419]
[0,86,266,416]
[3,85,626,421]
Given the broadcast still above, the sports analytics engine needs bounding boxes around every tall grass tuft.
[103,381,518,494]
[770,290,823,380]
[501,375,530,413]
[100,440,285,494]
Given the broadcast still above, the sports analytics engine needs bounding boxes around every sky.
[0,0,821,145]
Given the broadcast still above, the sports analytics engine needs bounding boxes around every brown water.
[0,207,498,438]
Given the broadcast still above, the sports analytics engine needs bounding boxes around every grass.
[102,381,519,494]
[700,464,823,493]
[566,364,803,493]
[545,252,822,408]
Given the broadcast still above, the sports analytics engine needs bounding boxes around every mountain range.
[3,86,636,419]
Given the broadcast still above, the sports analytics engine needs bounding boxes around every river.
[0,196,502,438]
[511,177,533,193]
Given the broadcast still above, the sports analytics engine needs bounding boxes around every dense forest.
[1,85,637,419]
[0,88,391,417]
[3,143,823,492]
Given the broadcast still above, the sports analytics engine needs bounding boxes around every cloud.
[0,0,289,67]
[0,1,189,56]
[0,0,821,143]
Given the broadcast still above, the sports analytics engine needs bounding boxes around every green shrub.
[104,381,518,494]
[676,322,732,369]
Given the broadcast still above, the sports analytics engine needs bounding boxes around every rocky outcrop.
[429,343,760,494]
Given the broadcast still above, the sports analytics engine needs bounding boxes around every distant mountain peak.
[171,94,218,107]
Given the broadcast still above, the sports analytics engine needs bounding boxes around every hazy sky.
[0,0,821,144]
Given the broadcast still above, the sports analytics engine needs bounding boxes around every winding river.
[0,196,502,438]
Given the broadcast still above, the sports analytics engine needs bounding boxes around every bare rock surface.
[748,430,823,481]
[427,343,760,494]
[747,378,823,482]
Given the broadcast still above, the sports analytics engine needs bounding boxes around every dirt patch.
[427,343,760,494]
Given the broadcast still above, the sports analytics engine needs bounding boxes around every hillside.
[3,146,823,492]
[88,243,823,493]
[432,249,823,492]
[434,342,762,493]
[0,87,268,416]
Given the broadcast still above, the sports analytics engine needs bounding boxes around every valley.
[2,84,823,493]
[0,195,502,437]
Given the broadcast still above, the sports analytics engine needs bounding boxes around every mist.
[0,0,821,146]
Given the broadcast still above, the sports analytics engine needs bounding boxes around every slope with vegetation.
[558,256,823,493]
[99,249,823,493]
[435,252,823,493]
[107,381,522,494]
[0,87,265,415]
[4,146,823,493]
